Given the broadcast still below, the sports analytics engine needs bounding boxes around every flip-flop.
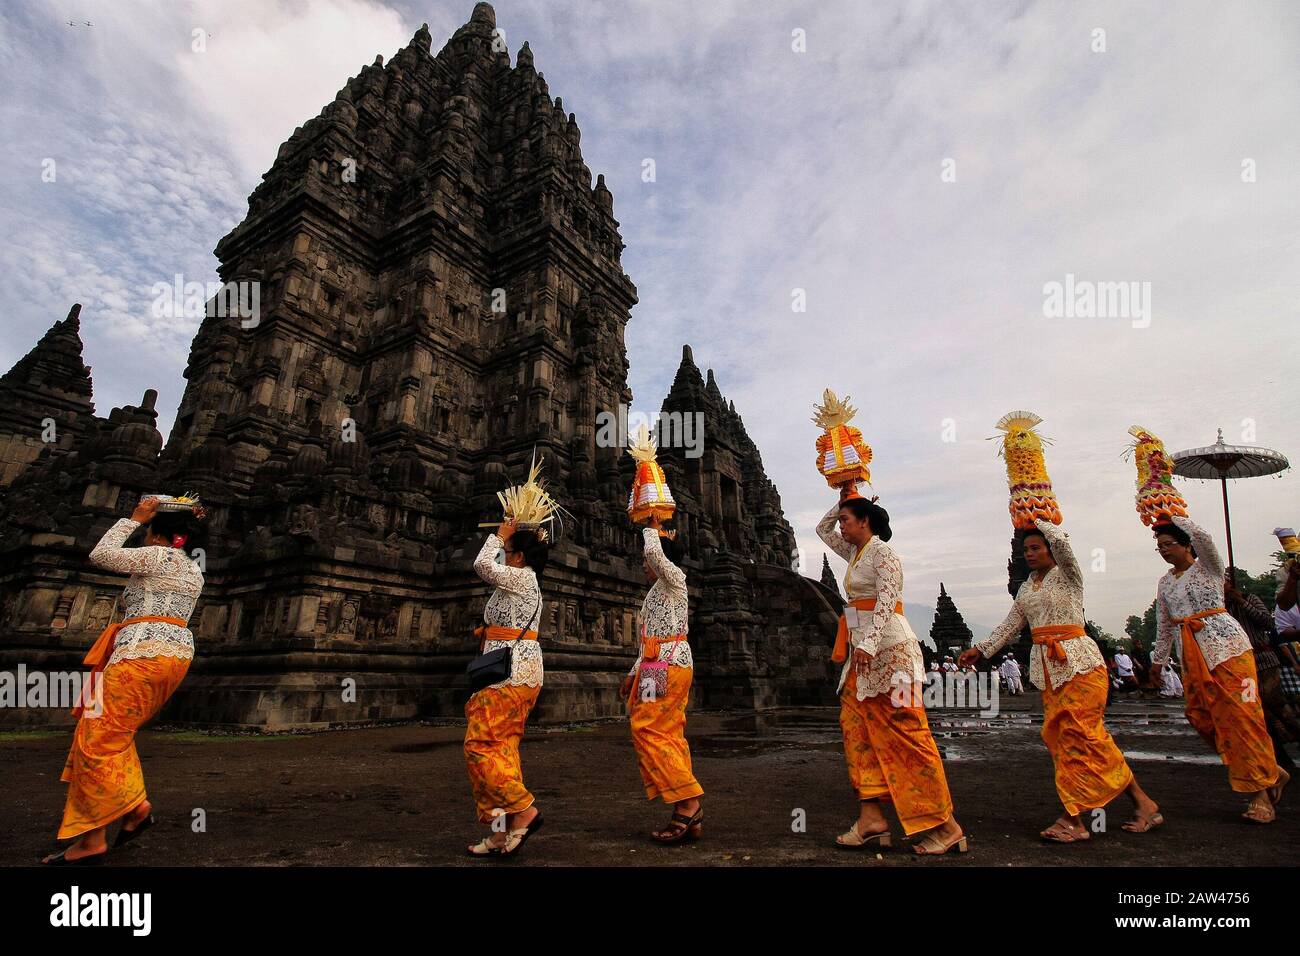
[113,813,156,848]
[41,847,107,867]
[835,822,892,850]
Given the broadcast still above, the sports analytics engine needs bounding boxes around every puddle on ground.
[382,706,1212,764]
[1116,750,1224,765]
[687,706,1208,763]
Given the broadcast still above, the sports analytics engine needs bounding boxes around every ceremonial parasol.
[1171,428,1290,570]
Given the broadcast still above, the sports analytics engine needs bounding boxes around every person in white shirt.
[1010,655,1024,694]
[1114,651,1137,691]
[1275,558,1300,638]
[961,520,1161,841]
[43,496,205,867]
[1000,656,1024,696]
[1150,517,1287,823]
[620,514,703,844]
[1159,659,1184,698]
[464,520,548,857]
[817,486,966,855]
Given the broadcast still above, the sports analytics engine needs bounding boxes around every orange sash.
[1031,623,1087,686]
[474,624,538,653]
[833,598,904,664]
[1172,607,1227,668]
[641,632,686,662]
[72,615,188,716]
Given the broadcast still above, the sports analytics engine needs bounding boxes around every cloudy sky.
[2,0,1296,638]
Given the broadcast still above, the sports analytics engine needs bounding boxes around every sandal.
[1121,810,1165,834]
[1039,819,1090,843]
[41,847,107,867]
[912,830,968,856]
[1268,769,1290,807]
[651,806,703,844]
[114,813,156,848]
[466,834,507,857]
[502,811,545,855]
[1242,802,1275,824]
[835,822,892,850]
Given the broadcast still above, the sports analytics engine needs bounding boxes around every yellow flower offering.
[996,410,1062,529]
[1127,425,1189,527]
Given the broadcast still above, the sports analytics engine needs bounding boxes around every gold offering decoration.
[1126,425,1189,527]
[1273,527,1300,556]
[482,450,565,542]
[995,411,1062,529]
[626,424,676,524]
[149,492,207,520]
[812,389,872,493]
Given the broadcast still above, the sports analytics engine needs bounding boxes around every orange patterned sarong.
[464,684,541,823]
[58,655,191,839]
[1039,665,1133,816]
[839,677,952,835]
[1182,636,1280,792]
[628,665,703,803]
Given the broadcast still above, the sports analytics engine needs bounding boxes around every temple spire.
[929,582,974,661]
[820,554,840,597]
[0,303,94,402]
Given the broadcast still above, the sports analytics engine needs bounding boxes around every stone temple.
[926,583,973,665]
[0,5,843,730]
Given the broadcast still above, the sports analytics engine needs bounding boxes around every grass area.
[0,730,64,742]
[149,728,302,742]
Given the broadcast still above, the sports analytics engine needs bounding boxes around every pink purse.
[636,625,681,701]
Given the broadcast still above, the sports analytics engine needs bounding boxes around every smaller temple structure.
[927,583,973,665]
[819,555,840,598]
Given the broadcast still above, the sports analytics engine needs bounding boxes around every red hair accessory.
[171,534,189,550]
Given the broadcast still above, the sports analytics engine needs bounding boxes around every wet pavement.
[2,691,1295,867]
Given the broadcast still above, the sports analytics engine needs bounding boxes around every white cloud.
[1,0,1296,637]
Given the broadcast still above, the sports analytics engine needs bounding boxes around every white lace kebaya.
[628,528,693,674]
[976,519,1105,691]
[473,533,544,689]
[1153,516,1251,672]
[816,503,925,700]
[89,518,204,667]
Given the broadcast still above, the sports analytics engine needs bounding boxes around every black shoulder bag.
[466,592,541,694]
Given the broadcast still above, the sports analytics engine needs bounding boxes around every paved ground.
[2,691,1295,867]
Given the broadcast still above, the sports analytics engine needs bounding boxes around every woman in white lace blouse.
[43,496,205,866]
[1150,516,1287,822]
[818,485,965,855]
[464,519,547,857]
[962,518,1162,842]
[620,513,703,843]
